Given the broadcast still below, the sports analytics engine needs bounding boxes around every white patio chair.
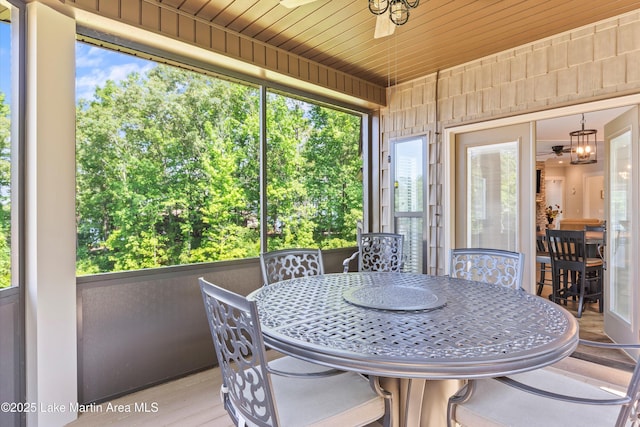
[449,248,525,290]
[260,248,324,286]
[199,277,390,427]
[342,232,404,273]
[447,340,640,427]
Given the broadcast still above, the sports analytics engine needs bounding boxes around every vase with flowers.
[545,204,562,228]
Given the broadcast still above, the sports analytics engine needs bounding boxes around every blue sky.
[76,42,155,101]
[0,22,10,101]
[0,25,156,105]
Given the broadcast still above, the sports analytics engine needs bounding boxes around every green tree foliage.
[0,92,10,287]
[76,66,260,273]
[304,105,363,248]
[264,95,363,251]
[76,64,362,274]
[265,94,315,250]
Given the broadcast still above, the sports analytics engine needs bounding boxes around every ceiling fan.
[550,145,572,156]
[537,144,572,160]
[280,0,396,38]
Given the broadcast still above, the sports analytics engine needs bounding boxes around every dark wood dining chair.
[260,248,324,286]
[546,229,604,318]
[585,221,606,270]
[449,248,525,290]
[536,235,553,296]
[199,277,390,427]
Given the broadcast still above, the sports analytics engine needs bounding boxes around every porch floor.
[65,349,383,427]
[66,352,632,427]
[66,366,233,427]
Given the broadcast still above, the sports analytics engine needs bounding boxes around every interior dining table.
[248,272,579,427]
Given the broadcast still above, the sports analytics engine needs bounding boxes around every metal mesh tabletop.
[250,273,579,379]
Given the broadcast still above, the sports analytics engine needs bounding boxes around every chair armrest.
[342,251,359,273]
[267,366,343,378]
[578,339,640,350]
[494,376,631,406]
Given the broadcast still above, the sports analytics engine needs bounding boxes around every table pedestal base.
[380,378,463,427]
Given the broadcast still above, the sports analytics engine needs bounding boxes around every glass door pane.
[392,137,425,273]
[604,105,639,350]
[609,130,632,321]
[466,142,518,251]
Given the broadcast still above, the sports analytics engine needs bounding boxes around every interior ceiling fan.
[280,0,397,38]
[538,144,572,159]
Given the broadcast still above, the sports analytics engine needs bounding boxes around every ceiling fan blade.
[280,0,320,8]
[374,14,395,39]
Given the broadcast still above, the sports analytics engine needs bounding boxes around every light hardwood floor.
[538,283,636,371]
[66,350,382,427]
[65,367,234,427]
[65,347,632,427]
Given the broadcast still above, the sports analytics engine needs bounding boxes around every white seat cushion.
[233,356,385,427]
[455,367,623,427]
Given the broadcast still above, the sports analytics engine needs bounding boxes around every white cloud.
[76,49,155,101]
[75,45,105,68]
[107,62,154,82]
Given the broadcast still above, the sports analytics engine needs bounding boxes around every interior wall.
[381,9,640,275]
[544,162,605,220]
[564,162,605,219]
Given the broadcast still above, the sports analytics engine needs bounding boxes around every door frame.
[444,94,640,295]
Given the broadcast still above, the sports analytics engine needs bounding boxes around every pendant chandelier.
[569,113,597,165]
[369,0,420,26]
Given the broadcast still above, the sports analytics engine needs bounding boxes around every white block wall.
[381,10,640,275]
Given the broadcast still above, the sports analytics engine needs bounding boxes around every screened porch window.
[75,42,363,275]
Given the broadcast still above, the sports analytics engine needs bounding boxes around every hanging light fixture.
[369,0,420,26]
[570,113,597,165]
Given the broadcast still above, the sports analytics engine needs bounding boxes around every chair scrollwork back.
[260,248,324,286]
[450,248,525,290]
[343,233,404,273]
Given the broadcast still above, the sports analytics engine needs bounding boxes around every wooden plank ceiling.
[155,0,640,87]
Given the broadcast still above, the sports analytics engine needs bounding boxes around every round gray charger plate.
[343,285,446,311]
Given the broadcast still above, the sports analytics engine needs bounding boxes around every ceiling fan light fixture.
[369,0,389,15]
[570,113,598,165]
[390,0,410,25]
[370,0,419,26]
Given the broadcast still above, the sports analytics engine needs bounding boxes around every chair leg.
[598,276,604,313]
[536,264,546,296]
[550,269,558,303]
[577,277,586,318]
[561,271,569,306]
[597,270,604,313]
